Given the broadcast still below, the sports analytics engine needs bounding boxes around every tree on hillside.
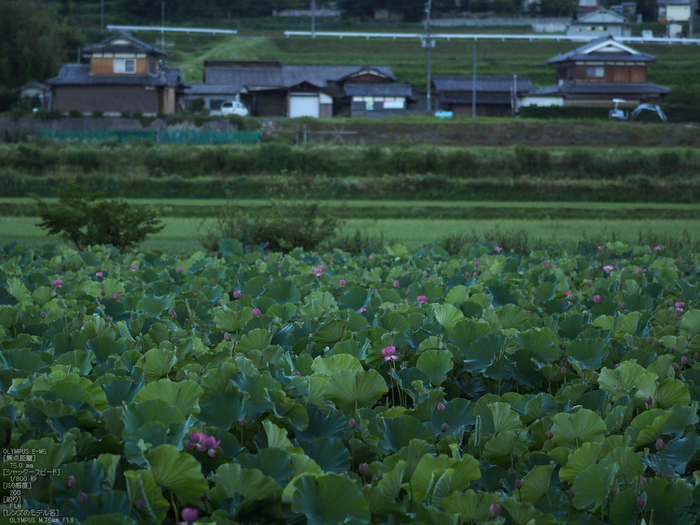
[0,0,84,109]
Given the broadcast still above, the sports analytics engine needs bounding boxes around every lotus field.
[2,239,700,525]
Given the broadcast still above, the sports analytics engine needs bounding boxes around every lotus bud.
[515,479,522,489]
[673,362,679,371]
[252,308,261,317]
[393,280,400,288]
[294,370,301,376]
[233,290,242,299]
[41,311,46,319]
[567,489,575,499]
[546,430,553,440]
[142,356,146,363]
[437,402,446,413]
[489,503,501,518]
[648,337,653,343]
[552,372,557,380]
[358,463,368,475]
[181,507,199,524]
[348,418,357,429]
[441,423,449,432]
[620,301,627,309]
[239,417,247,427]
[669,347,675,353]
[78,491,87,503]
[646,396,653,405]
[561,366,568,374]
[224,332,231,341]
[696,352,700,361]
[641,477,648,486]
[681,355,689,366]
[655,437,665,451]
[65,475,76,488]
[637,496,645,508]
[136,499,144,509]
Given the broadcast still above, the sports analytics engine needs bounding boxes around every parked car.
[220,101,249,117]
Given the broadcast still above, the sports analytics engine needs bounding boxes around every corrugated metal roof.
[548,36,656,64]
[83,32,165,56]
[345,83,413,97]
[46,64,187,88]
[203,65,396,89]
[656,0,690,4]
[528,80,670,96]
[432,75,534,93]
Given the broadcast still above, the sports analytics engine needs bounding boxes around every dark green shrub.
[191,98,206,113]
[255,142,298,173]
[32,182,164,250]
[69,109,82,118]
[198,195,341,253]
[514,146,550,174]
[91,110,104,118]
[120,110,132,118]
[133,111,143,119]
[156,111,167,119]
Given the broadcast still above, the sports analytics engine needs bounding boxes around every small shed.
[433,75,534,117]
[14,81,50,109]
[657,0,692,22]
[566,9,632,38]
[346,83,413,117]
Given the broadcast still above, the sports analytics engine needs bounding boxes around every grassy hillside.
[144,32,700,89]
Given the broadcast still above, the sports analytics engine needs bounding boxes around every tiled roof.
[440,93,513,104]
[345,83,413,97]
[572,8,629,24]
[527,80,671,96]
[186,83,244,95]
[548,36,656,64]
[432,75,534,93]
[204,65,396,89]
[14,81,49,93]
[83,32,165,56]
[657,0,691,4]
[46,64,187,88]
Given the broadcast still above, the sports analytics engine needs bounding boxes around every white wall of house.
[665,5,691,21]
[517,96,564,108]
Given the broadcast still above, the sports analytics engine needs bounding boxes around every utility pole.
[424,0,433,114]
[690,0,694,37]
[161,1,165,52]
[101,0,104,32]
[311,0,316,38]
[513,73,517,117]
[472,45,476,119]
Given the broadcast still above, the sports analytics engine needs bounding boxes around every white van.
[220,101,249,117]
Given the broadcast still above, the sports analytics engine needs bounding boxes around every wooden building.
[47,33,188,115]
[566,9,632,38]
[432,76,534,117]
[519,36,670,108]
[195,61,404,117]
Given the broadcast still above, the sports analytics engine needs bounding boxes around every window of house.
[114,59,136,74]
[586,67,605,78]
[210,99,225,110]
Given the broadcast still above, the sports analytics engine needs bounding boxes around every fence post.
[155,130,160,144]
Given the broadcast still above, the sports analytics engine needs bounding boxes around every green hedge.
[1,143,699,179]
[519,105,700,123]
[3,173,699,202]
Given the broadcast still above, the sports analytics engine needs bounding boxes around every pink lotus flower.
[416,295,428,304]
[603,265,614,274]
[393,280,400,288]
[598,245,606,251]
[348,418,357,428]
[53,279,64,289]
[239,417,247,427]
[187,431,204,450]
[653,246,661,253]
[358,463,368,475]
[113,293,120,300]
[369,255,374,260]
[441,423,449,432]
[494,246,503,253]
[233,290,242,299]
[224,332,231,341]
[676,301,686,309]
[473,271,478,277]
[176,267,183,274]
[636,267,644,274]
[252,308,261,317]
[131,264,138,271]
[474,260,480,267]
[78,491,87,503]
[339,279,347,287]
[95,271,103,278]
[359,307,367,313]
[437,402,446,413]
[313,267,324,277]
[593,295,602,303]
[382,346,398,362]
[65,475,76,488]
[181,507,199,524]
[564,291,572,296]
[489,503,500,518]
[168,307,177,319]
